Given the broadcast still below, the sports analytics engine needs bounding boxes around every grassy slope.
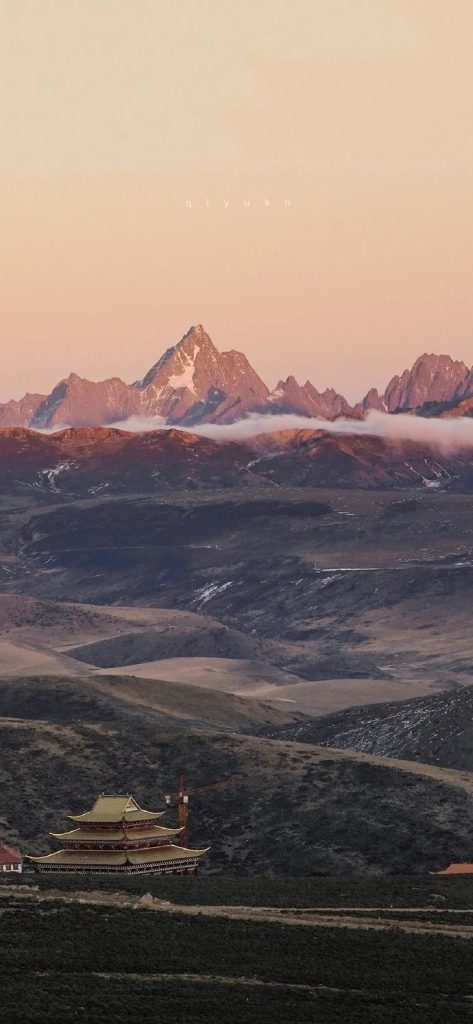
[3,677,473,874]
[0,673,303,731]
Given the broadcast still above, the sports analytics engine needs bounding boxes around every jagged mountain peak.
[134,326,269,424]
[361,387,386,412]
[269,378,351,420]
[412,351,467,368]
[136,325,218,390]
[185,323,208,341]
[383,352,472,412]
[173,323,217,359]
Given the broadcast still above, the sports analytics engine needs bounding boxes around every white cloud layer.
[99,409,473,451]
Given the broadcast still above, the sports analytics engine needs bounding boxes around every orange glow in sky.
[1,1,472,402]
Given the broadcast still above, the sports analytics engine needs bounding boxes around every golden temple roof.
[127,845,209,864]
[51,825,183,842]
[30,850,126,866]
[68,794,165,824]
[29,844,209,866]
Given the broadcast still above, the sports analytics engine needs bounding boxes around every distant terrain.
[5,423,473,496]
[1,487,473,715]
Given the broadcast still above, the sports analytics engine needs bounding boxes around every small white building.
[0,843,23,873]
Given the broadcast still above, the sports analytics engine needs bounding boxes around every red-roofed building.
[0,844,23,873]
[430,862,473,875]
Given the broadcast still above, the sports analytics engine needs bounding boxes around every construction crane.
[164,772,232,847]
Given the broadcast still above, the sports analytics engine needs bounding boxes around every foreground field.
[4,870,473,908]
[2,879,473,1023]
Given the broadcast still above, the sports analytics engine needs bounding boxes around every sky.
[1,0,472,403]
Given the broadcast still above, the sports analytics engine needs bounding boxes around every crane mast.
[164,772,232,847]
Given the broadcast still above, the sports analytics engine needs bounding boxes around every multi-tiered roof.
[29,794,208,875]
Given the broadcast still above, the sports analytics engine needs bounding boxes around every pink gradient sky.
[1,1,472,403]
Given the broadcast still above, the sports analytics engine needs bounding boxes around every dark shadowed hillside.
[273,685,473,771]
[2,675,473,876]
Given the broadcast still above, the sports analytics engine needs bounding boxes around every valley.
[2,477,473,884]
[1,486,473,716]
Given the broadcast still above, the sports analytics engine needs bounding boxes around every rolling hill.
[275,684,473,772]
[2,673,473,875]
[3,488,473,717]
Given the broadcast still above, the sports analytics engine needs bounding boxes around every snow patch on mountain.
[167,345,199,394]
[37,463,74,492]
[192,581,233,608]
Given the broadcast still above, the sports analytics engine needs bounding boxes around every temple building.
[28,794,209,875]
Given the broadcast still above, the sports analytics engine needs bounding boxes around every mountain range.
[3,324,473,429]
